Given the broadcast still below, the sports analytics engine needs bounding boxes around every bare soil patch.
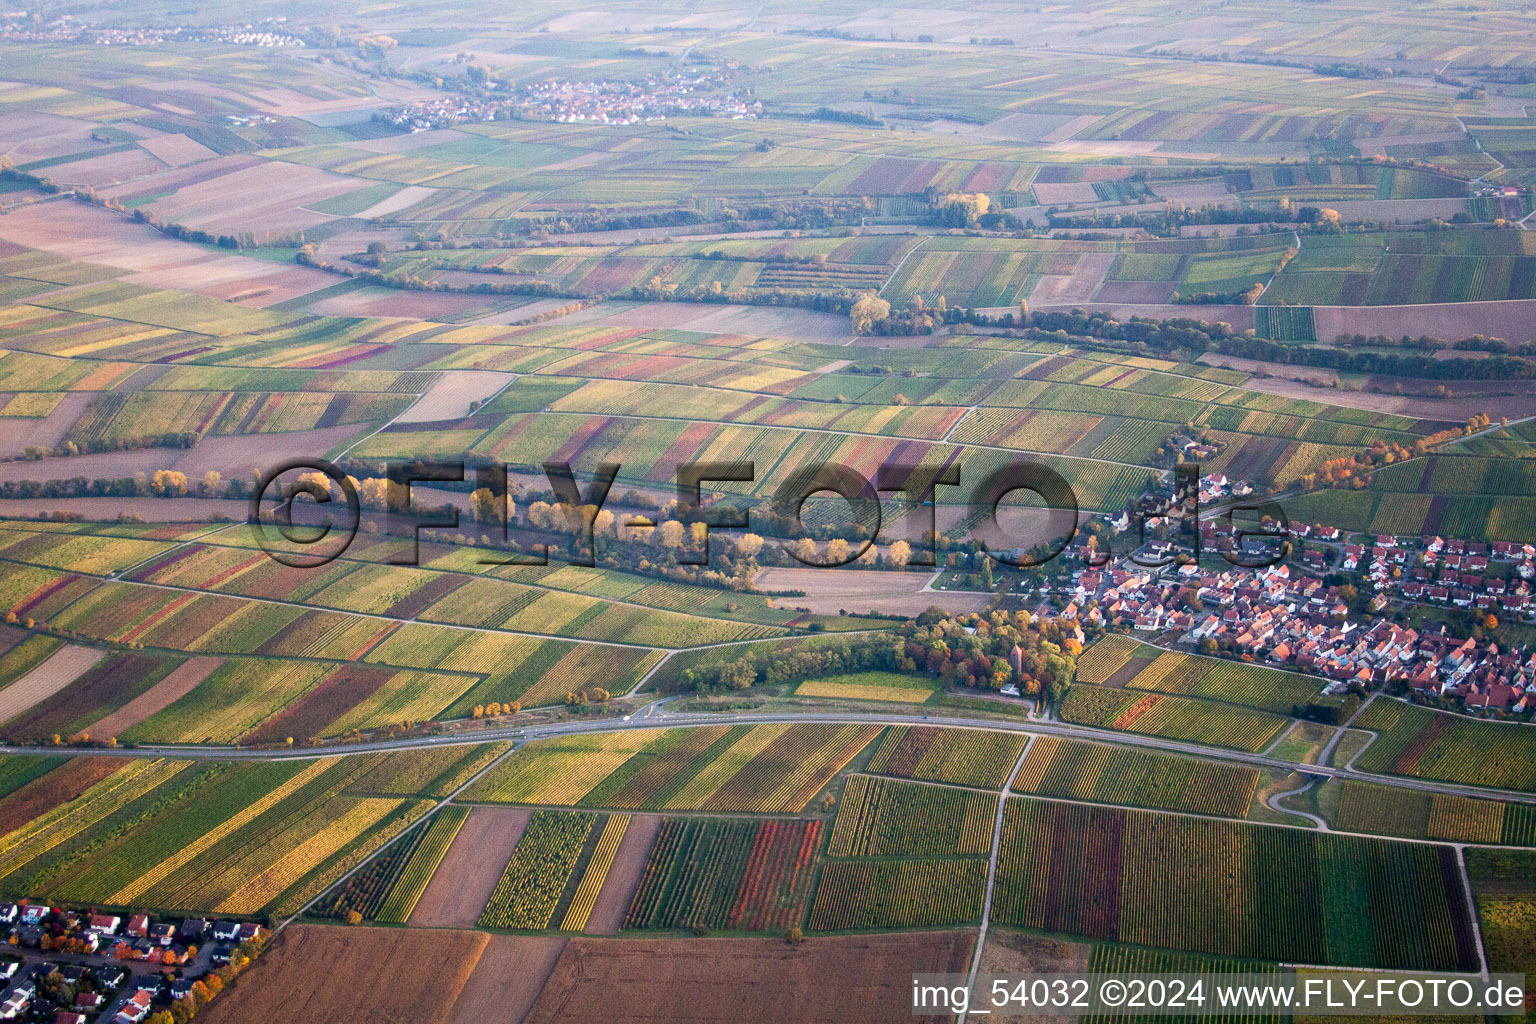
[1095,280,1176,304]
[1030,252,1115,305]
[0,645,104,726]
[1031,182,1100,205]
[524,932,974,1024]
[753,567,989,617]
[396,371,517,424]
[1103,655,1156,690]
[576,301,852,341]
[446,935,568,1024]
[201,924,488,1024]
[0,424,369,487]
[84,655,223,740]
[121,256,335,308]
[137,134,218,167]
[1316,300,1536,346]
[356,184,438,219]
[0,392,94,458]
[139,162,367,234]
[583,812,660,935]
[409,805,530,928]
[304,283,511,320]
[0,111,114,164]
[979,929,1092,1023]
[44,148,167,189]
[1225,368,1535,421]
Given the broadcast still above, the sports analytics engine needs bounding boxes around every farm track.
[959,735,1034,1023]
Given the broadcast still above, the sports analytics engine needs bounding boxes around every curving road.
[19,702,1536,810]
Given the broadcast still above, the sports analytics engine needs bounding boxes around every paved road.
[19,703,1536,809]
[1267,774,1328,829]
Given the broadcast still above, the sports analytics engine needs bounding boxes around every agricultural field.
[1,6,1536,1018]
[1059,685,1290,753]
[807,859,986,931]
[478,810,596,930]
[0,752,454,917]
[465,724,881,814]
[828,775,995,858]
[1352,701,1536,792]
[794,671,937,703]
[993,798,1479,970]
[622,816,820,933]
[1119,651,1324,715]
[865,726,1028,789]
[1011,737,1260,819]
[1326,780,1536,846]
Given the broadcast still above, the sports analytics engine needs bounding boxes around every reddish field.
[83,656,223,739]
[409,805,530,928]
[200,925,488,1024]
[0,756,128,837]
[0,651,171,741]
[241,664,395,745]
[523,932,975,1024]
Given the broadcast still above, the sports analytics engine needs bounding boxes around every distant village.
[0,900,263,1023]
[0,15,306,47]
[377,70,760,131]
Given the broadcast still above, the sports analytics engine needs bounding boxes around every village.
[0,15,306,47]
[0,902,263,1024]
[1033,466,1536,716]
[377,69,760,130]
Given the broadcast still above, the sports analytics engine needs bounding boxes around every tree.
[1018,297,1029,324]
[200,470,221,496]
[658,520,685,548]
[735,533,764,559]
[888,540,911,567]
[366,240,388,255]
[151,469,188,497]
[934,191,990,228]
[1485,613,1500,630]
[849,293,891,335]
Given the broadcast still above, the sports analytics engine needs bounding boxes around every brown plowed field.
[446,935,568,1024]
[200,924,488,1024]
[524,932,975,1024]
[409,805,530,928]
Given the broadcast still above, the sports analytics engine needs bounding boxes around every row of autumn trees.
[1292,414,1493,492]
[674,607,1088,701]
[328,472,924,585]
